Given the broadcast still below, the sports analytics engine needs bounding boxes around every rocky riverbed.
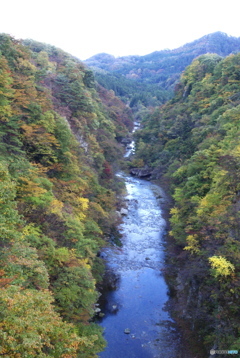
[97,173,187,358]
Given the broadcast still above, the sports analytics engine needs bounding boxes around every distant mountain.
[85,32,240,82]
[84,32,240,116]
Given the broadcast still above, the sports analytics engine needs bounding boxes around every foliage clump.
[209,256,235,278]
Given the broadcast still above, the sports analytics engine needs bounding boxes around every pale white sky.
[1,0,240,60]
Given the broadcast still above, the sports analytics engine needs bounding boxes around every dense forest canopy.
[134,51,240,352]
[0,33,133,357]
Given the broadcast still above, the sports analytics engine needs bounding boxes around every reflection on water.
[98,175,182,358]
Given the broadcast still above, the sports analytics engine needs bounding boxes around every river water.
[97,173,184,358]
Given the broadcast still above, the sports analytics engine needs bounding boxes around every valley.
[0,31,240,357]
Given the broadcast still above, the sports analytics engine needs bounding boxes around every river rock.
[97,251,107,259]
[130,167,152,178]
[120,208,128,216]
[115,210,122,218]
[121,137,132,145]
[108,304,119,313]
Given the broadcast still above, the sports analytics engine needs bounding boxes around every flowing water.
[97,174,184,358]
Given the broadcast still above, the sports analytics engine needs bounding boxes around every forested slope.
[0,34,132,357]
[135,53,240,352]
[85,32,240,118]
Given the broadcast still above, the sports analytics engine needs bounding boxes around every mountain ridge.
[85,32,240,69]
[84,32,240,117]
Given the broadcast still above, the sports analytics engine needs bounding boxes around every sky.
[1,0,240,61]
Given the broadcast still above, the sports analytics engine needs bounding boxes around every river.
[97,173,185,358]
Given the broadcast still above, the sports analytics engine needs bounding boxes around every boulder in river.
[109,304,119,313]
[120,208,128,216]
[115,210,122,218]
[121,137,132,145]
[130,167,152,178]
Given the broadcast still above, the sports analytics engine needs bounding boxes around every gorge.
[0,32,240,357]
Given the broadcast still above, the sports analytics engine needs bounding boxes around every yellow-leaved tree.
[209,256,235,278]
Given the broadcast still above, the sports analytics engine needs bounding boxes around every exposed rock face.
[121,137,132,145]
[130,167,152,178]
[102,269,120,291]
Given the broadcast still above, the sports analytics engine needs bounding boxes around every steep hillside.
[0,34,133,357]
[85,32,240,117]
[134,52,240,352]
